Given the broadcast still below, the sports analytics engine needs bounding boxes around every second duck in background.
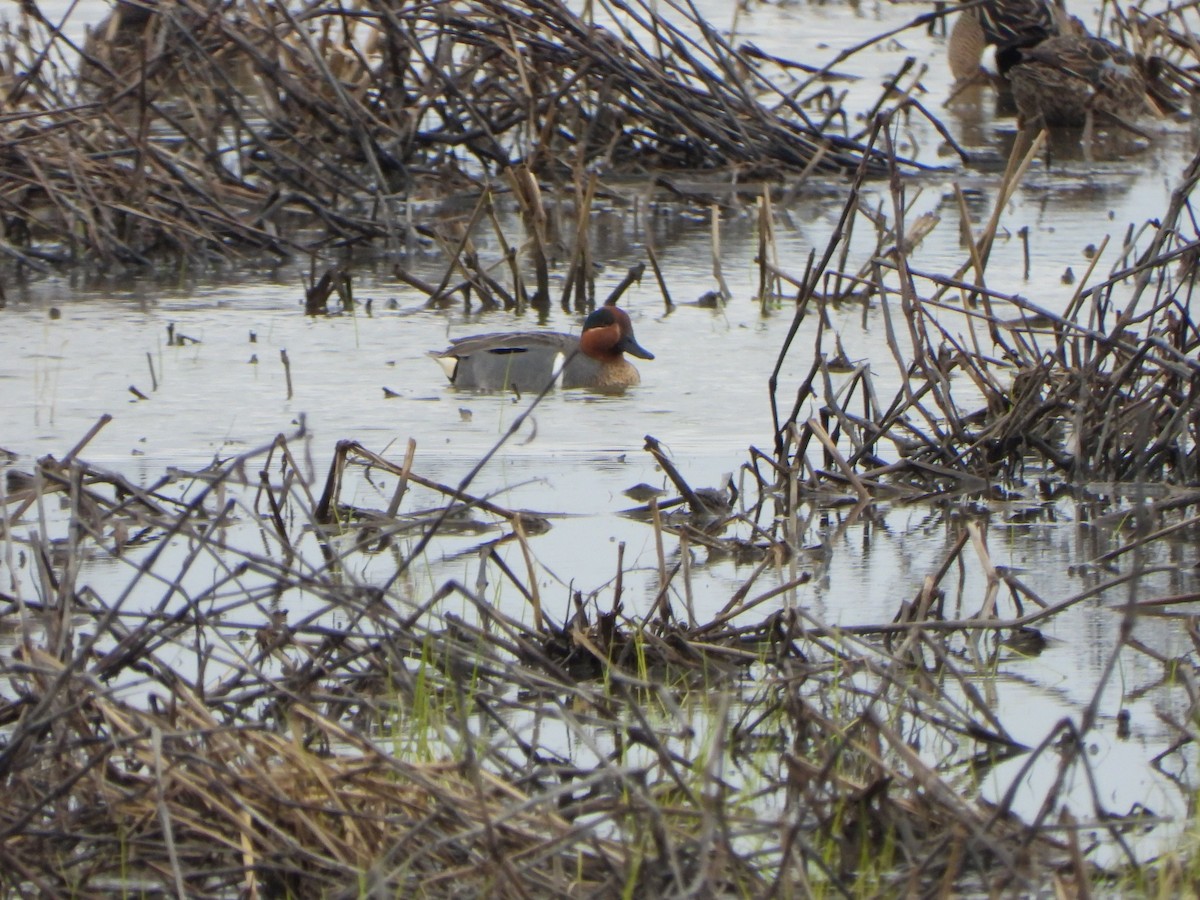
[947,0,1064,86]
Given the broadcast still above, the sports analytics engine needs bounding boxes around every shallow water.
[5,0,1200,872]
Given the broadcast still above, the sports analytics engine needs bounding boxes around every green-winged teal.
[431,306,654,393]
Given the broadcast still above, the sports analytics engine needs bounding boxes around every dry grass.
[6,0,1200,894]
[4,338,1200,893]
[0,0,938,269]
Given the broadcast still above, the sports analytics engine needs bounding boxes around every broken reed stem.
[757,187,779,313]
[645,242,675,311]
[649,497,669,625]
[613,540,625,613]
[957,129,1046,333]
[603,262,645,307]
[678,530,696,627]
[280,349,293,400]
[385,438,418,519]
[506,164,551,311]
[710,203,731,301]
[512,515,544,632]
[565,171,599,312]
[806,417,871,503]
[966,520,999,619]
[484,191,530,313]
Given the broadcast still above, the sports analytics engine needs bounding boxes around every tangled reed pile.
[771,130,1200,495]
[5,416,1172,896]
[0,0,926,268]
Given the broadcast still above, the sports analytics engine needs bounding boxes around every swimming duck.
[948,0,1063,84]
[1007,30,1152,129]
[431,306,654,392]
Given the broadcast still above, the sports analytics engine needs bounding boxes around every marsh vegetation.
[5,0,1200,895]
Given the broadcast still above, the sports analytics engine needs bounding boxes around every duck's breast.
[561,355,641,391]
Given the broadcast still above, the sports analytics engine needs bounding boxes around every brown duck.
[948,0,1064,83]
[1008,29,1153,129]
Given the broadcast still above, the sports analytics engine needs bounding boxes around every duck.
[430,305,654,393]
[1007,28,1156,130]
[947,0,1064,85]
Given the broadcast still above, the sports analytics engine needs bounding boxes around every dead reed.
[766,124,1200,496]
[4,341,1199,893]
[0,0,928,269]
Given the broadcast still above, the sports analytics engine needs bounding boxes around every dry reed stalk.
[765,119,1200,499]
[561,170,599,312]
[504,165,551,311]
[385,437,418,520]
[710,203,731,302]
[757,188,781,312]
[280,348,292,400]
[3,0,926,268]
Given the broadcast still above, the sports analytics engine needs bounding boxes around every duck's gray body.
[432,332,638,392]
[431,306,654,393]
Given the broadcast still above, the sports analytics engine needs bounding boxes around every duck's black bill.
[619,337,655,360]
